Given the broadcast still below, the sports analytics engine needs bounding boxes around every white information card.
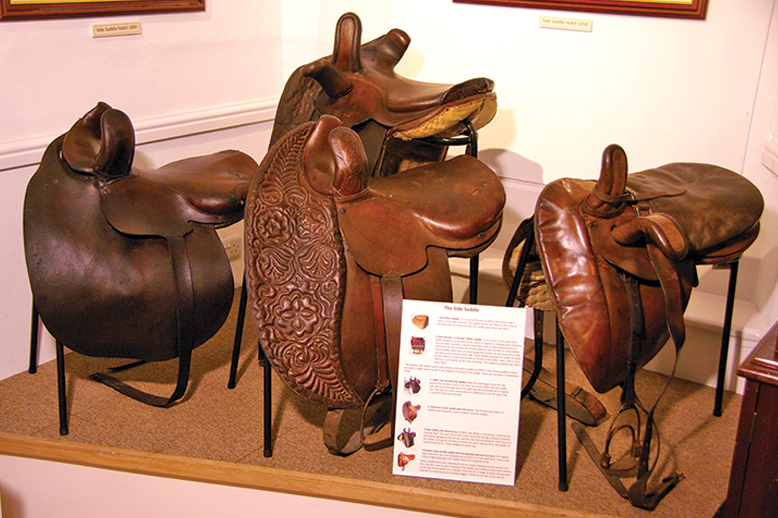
[392,299,526,486]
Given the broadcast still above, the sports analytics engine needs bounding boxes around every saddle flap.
[101,151,257,237]
[337,195,438,276]
[100,174,196,237]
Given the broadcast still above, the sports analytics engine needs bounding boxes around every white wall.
[0,3,282,145]
[383,0,778,389]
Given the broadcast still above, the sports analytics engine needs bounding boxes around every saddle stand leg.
[505,222,544,399]
[225,275,273,456]
[29,303,39,374]
[56,340,68,435]
[464,119,480,305]
[714,261,738,417]
[556,323,568,491]
[228,278,249,389]
[505,222,567,489]
[261,343,273,457]
[521,311,544,399]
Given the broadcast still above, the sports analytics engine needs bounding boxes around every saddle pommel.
[330,126,369,197]
[62,101,135,179]
[582,143,629,218]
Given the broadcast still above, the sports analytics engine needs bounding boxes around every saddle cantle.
[245,116,504,449]
[24,102,258,409]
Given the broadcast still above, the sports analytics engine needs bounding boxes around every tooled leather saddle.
[245,115,504,454]
[503,143,762,509]
[242,12,504,455]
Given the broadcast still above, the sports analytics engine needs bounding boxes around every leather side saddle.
[24,102,258,414]
[245,115,504,454]
[271,12,497,177]
[243,12,504,455]
[503,143,762,508]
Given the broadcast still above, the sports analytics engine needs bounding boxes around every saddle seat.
[306,116,504,277]
[301,17,496,138]
[624,164,761,263]
[63,102,256,237]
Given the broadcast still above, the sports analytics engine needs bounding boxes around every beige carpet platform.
[0,291,741,518]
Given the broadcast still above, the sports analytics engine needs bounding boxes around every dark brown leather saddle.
[245,115,504,454]
[503,144,762,509]
[24,102,258,420]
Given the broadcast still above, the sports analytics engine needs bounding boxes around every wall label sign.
[92,21,141,37]
[393,300,526,486]
[539,15,593,32]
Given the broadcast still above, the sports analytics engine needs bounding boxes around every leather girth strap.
[90,235,195,407]
[381,276,404,390]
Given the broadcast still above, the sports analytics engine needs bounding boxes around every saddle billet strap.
[90,235,194,407]
[370,275,391,391]
[645,242,687,351]
[626,197,689,351]
[586,200,690,350]
[589,181,686,207]
[381,276,404,389]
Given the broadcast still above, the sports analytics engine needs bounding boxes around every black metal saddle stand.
[504,220,569,491]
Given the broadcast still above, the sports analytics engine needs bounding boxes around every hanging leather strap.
[90,234,194,407]
[357,275,401,448]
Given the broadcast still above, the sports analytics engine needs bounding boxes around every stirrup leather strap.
[90,235,194,407]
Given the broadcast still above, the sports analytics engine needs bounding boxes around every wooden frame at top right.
[453,0,709,20]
